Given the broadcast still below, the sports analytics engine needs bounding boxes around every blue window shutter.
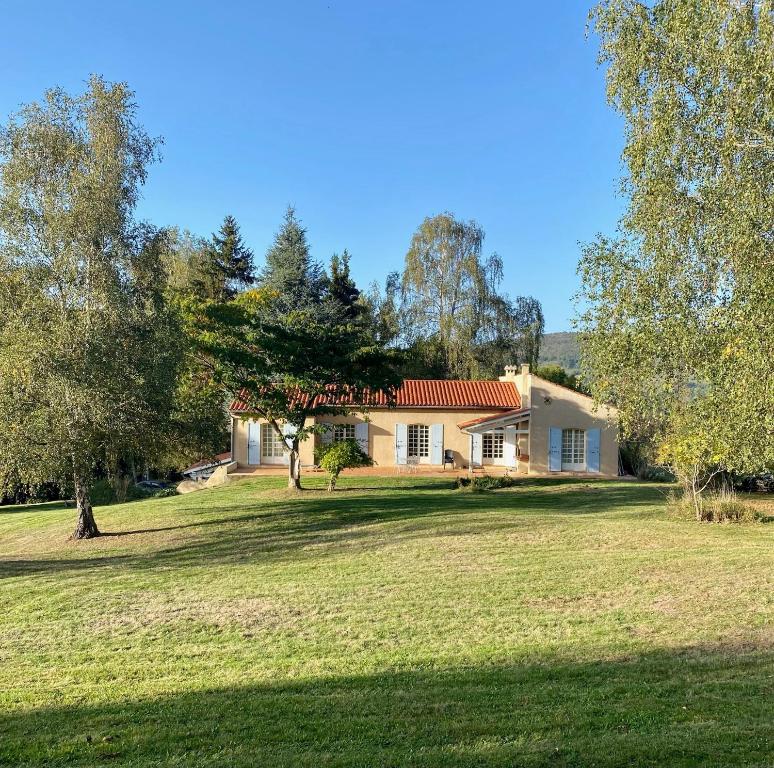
[430,424,444,464]
[549,427,562,471]
[355,422,369,454]
[320,422,333,445]
[587,428,601,472]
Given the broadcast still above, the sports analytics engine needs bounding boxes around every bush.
[151,487,178,498]
[89,478,173,505]
[456,475,516,492]
[637,465,675,482]
[315,439,373,490]
[731,473,774,494]
[668,487,758,523]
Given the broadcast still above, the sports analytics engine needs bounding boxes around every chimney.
[501,364,530,408]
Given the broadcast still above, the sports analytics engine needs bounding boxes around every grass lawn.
[0,476,772,767]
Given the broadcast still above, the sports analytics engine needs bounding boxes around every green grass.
[1,476,772,767]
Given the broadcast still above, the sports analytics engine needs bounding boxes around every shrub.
[456,475,516,492]
[637,465,675,482]
[668,486,758,523]
[151,487,178,498]
[315,439,373,491]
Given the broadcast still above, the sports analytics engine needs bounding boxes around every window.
[482,429,504,459]
[261,423,286,458]
[332,424,356,442]
[407,424,430,458]
[561,428,585,467]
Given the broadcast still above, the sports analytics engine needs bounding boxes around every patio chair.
[442,449,454,470]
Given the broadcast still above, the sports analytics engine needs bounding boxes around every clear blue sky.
[0,1,624,332]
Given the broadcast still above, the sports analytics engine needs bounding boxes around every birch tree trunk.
[72,474,99,539]
[287,440,302,490]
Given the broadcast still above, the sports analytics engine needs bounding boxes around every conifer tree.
[210,215,254,299]
[258,207,325,313]
[327,250,362,319]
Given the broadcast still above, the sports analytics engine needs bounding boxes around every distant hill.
[539,332,580,373]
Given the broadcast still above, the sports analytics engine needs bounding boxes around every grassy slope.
[0,476,771,767]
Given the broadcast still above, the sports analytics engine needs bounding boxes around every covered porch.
[458,408,531,474]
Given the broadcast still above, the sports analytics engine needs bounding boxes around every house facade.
[229,365,619,475]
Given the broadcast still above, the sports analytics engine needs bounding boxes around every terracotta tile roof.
[457,408,531,430]
[230,379,520,412]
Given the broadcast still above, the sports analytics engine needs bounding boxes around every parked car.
[134,480,170,492]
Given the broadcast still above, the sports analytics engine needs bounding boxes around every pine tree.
[210,215,254,300]
[327,250,361,319]
[258,207,325,313]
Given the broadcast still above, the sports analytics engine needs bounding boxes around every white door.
[430,424,444,465]
[395,423,407,464]
[247,421,261,465]
[503,426,517,468]
[471,433,483,467]
[561,428,586,471]
[261,423,287,465]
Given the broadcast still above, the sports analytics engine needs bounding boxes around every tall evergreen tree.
[327,250,361,319]
[258,207,325,313]
[210,215,254,299]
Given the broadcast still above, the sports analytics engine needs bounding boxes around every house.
[229,365,619,475]
[182,451,233,481]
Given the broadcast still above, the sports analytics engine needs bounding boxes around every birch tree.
[0,76,176,537]
[579,1,774,497]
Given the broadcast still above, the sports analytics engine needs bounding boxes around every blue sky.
[0,1,624,332]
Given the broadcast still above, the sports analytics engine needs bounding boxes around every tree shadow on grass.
[0,484,664,580]
[1,644,771,767]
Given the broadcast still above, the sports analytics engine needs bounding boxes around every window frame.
[482,429,505,460]
[561,428,586,469]
[407,424,430,458]
[332,424,356,442]
[261,423,286,459]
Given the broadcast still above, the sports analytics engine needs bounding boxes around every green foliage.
[534,364,586,393]
[579,1,774,506]
[188,210,401,488]
[315,438,373,490]
[637,465,675,483]
[257,207,326,314]
[327,250,362,319]
[0,76,179,537]
[210,215,255,299]
[387,212,544,379]
[668,486,761,524]
[456,474,517,491]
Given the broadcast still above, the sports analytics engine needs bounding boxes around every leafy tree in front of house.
[0,76,179,538]
[187,210,401,489]
[579,1,774,508]
[316,438,373,491]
